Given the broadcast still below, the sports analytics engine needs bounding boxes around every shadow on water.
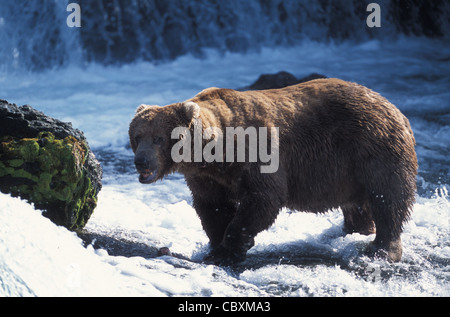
[76,225,390,282]
[77,230,161,259]
[77,225,350,265]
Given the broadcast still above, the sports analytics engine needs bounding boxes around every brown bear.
[129,78,417,265]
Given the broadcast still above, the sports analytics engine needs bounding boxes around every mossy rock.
[0,100,102,230]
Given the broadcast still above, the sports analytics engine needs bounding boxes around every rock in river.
[0,100,102,230]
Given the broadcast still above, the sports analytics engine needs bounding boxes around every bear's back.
[191,78,412,140]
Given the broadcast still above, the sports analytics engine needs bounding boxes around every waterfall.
[0,0,448,72]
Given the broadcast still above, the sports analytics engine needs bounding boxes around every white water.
[0,39,449,297]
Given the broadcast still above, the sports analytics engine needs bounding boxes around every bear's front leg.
[204,171,286,265]
[186,176,238,248]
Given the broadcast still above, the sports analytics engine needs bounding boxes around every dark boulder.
[0,100,102,230]
[240,71,327,91]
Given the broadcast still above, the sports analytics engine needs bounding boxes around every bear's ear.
[183,102,200,121]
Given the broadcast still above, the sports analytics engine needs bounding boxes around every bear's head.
[129,102,200,184]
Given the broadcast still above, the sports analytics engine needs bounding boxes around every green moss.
[12,168,38,181]
[19,139,40,161]
[0,132,99,230]
[8,159,24,167]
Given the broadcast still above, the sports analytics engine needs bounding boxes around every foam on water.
[0,39,449,296]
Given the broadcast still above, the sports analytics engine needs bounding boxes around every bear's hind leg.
[364,195,409,262]
[356,155,416,262]
[342,205,376,235]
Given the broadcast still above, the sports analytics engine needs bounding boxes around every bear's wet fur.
[129,78,418,265]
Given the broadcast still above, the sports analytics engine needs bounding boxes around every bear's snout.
[134,155,149,172]
[134,153,159,184]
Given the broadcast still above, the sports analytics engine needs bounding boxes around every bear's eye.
[153,136,163,145]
